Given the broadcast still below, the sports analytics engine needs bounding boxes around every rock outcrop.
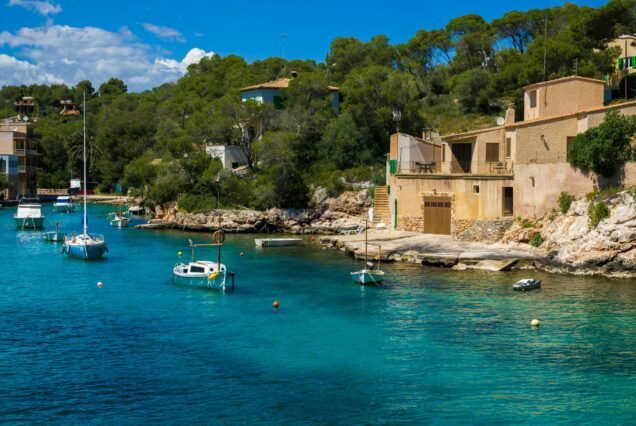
[503,191,636,277]
[137,189,372,234]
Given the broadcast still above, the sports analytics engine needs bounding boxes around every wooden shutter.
[389,159,397,175]
[505,138,511,158]
[486,143,499,162]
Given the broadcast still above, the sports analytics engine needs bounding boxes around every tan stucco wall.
[514,162,636,218]
[393,175,513,227]
[524,78,604,120]
[513,116,578,164]
[0,132,14,153]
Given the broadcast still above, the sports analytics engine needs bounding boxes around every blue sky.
[0,0,608,91]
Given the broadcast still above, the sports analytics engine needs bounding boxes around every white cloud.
[155,48,215,74]
[8,0,61,16]
[142,23,185,42]
[0,25,214,91]
[0,53,63,84]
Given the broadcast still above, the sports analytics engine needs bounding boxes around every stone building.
[384,76,636,236]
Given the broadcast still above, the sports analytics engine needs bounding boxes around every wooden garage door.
[423,196,451,235]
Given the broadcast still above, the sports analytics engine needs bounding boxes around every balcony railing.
[397,160,514,176]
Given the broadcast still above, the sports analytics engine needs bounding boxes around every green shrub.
[588,201,610,228]
[585,190,598,202]
[558,192,575,214]
[529,232,543,247]
[179,193,219,213]
[547,208,558,221]
[628,186,636,202]
[520,218,534,228]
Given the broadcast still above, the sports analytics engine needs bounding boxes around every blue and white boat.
[53,195,76,213]
[173,235,234,291]
[62,93,107,261]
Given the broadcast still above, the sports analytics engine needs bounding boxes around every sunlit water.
[0,204,634,424]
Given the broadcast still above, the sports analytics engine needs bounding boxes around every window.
[473,185,480,194]
[505,138,511,158]
[189,265,205,273]
[486,143,499,162]
[529,90,537,108]
[442,145,446,162]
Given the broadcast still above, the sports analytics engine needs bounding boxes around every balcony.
[396,160,514,177]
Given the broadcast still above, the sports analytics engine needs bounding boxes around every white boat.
[62,92,108,261]
[43,222,66,242]
[173,235,234,291]
[110,214,131,228]
[14,198,45,229]
[255,238,303,248]
[513,278,542,291]
[351,210,385,285]
[52,195,76,213]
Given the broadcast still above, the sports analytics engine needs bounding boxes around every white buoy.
[531,319,540,327]
[97,281,103,288]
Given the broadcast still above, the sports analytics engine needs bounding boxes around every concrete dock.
[320,229,545,271]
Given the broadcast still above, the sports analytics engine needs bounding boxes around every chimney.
[291,70,298,79]
[505,104,515,124]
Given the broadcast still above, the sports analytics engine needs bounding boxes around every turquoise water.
[1,204,635,424]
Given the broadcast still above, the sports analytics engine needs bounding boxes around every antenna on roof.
[543,16,548,82]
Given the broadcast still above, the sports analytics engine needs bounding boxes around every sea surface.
[0,204,635,425]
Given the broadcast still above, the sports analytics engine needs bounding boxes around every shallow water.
[1,204,635,424]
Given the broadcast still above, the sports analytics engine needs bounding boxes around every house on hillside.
[0,117,40,197]
[239,71,340,111]
[205,144,248,171]
[383,75,636,236]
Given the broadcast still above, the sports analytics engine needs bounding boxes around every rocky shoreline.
[136,189,636,278]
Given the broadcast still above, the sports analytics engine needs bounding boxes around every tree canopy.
[0,1,632,209]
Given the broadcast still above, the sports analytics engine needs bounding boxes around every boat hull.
[63,237,108,260]
[43,231,66,242]
[110,217,130,228]
[255,238,303,248]
[53,204,76,213]
[172,272,228,290]
[15,217,45,229]
[513,279,542,291]
[351,269,385,285]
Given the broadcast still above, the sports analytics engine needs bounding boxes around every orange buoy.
[203,233,208,238]
[272,300,279,310]
[97,281,103,288]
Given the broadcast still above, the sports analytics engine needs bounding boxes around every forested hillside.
[1,1,632,211]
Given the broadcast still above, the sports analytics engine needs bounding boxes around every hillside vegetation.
[1,1,633,211]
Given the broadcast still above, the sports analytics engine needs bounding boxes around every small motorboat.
[52,195,76,213]
[173,234,234,291]
[43,222,66,242]
[513,278,542,291]
[14,198,45,229]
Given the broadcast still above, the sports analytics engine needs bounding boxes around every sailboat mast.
[364,215,368,265]
[82,91,87,236]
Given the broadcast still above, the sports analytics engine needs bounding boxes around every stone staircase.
[373,185,390,226]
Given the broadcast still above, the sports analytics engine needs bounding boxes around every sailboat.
[351,209,385,285]
[62,93,108,260]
